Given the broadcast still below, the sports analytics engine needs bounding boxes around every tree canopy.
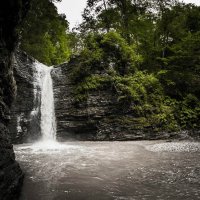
[20,0,71,65]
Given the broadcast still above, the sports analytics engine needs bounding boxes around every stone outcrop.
[0,0,30,199]
[52,62,152,141]
[52,62,200,141]
[52,63,119,140]
[8,52,41,143]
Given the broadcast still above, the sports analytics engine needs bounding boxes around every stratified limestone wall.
[8,52,41,143]
[0,0,30,199]
[52,61,200,141]
[52,62,150,141]
[52,63,119,140]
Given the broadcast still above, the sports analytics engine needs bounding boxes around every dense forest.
[20,0,200,132]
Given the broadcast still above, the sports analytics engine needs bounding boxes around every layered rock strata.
[8,52,41,143]
[52,62,199,141]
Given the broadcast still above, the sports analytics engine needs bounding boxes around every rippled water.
[14,141,200,200]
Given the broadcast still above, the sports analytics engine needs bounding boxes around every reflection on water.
[14,141,200,200]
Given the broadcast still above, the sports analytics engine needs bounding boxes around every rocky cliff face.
[0,51,24,199]
[11,59,138,141]
[0,0,30,199]
[52,63,161,141]
[52,62,200,141]
[52,63,119,140]
[8,52,41,143]
[9,54,199,143]
[52,64,137,140]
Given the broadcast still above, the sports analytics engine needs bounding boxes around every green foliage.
[73,75,110,102]
[112,72,179,131]
[158,31,200,99]
[20,0,200,132]
[20,0,71,65]
[71,32,142,83]
[101,32,142,74]
[71,2,200,132]
[113,72,161,104]
[73,2,200,132]
[175,94,200,129]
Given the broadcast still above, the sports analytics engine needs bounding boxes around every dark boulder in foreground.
[0,0,30,199]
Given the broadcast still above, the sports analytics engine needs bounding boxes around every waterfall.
[40,66,57,141]
[33,61,57,142]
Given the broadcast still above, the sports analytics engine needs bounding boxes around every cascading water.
[31,61,60,148]
[40,66,57,141]
[14,60,200,200]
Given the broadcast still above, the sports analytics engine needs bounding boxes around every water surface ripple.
[14,141,200,200]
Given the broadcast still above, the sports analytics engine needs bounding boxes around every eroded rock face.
[0,0,30,199]
[52,63,118,140]
[11,56,144,142]
[0,52,24,200]
[8,52,41,143]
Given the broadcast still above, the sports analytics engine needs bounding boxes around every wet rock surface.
[15,141,200,200]
[0,0,30,199]
[52,63,118,140]
[8,52,41,144]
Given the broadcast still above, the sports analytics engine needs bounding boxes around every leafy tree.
[157,4,200,98]
[71,31,142,83]
[20,0,71,65]
[72,1,200,130]
[19,0,200,130]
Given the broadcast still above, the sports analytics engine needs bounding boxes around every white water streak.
[34,62,57,142]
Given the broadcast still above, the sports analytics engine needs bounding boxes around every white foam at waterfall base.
[30,60,64,151]
[30,140,67,152]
